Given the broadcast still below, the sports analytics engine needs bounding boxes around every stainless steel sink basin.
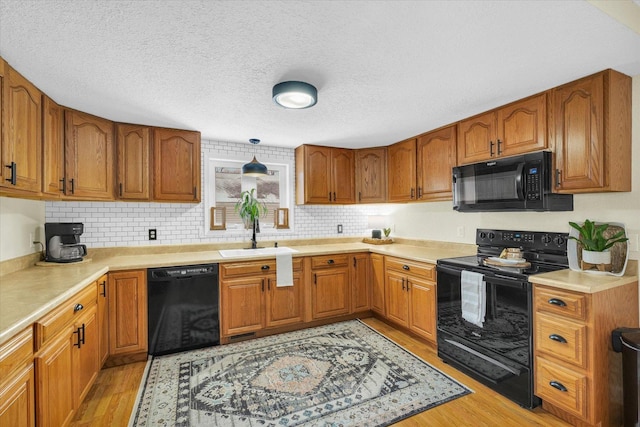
[218,247,298,258]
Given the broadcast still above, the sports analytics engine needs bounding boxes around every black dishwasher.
[147,264,219,356]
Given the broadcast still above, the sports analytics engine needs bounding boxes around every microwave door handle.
[452,173,459,209]
[516,163,525,201]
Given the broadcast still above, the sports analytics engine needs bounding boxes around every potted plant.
[235,189,268,249]
[568,219,628,266]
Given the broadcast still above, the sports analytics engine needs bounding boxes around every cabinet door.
[97,275,109,367]
[408,276,436,342]
[221,276,265,336]
[265,273,303,328]
[64,110,114,199]
[457,111,496,164]
[553,73,604,191]
[72,305,100,408]
[331,148,355,203]
[416,125,456,201]
[302,145,331,204]
[116,124,150,200]
[385,271,409,327]
[370,254,385,315]
[152,128,200,202]
[108,270,147,356]
[497,93,547,158]
[42,96,65,197]
[387,138,416,202]
[351,253,370,312]
[1,64,41,192]
[0,364,35,427]
[35,326,75,427]
[312,267,350,319]
[355,147,386,203]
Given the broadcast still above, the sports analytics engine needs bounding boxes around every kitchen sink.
[218,247,298,258]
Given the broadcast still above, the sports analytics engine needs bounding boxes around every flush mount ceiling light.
[272,81,317,109]
[242,138,268,176]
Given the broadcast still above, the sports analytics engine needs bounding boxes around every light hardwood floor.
[70,317,571,426]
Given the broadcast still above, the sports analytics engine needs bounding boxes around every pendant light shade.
[272,81,317,109]
[242,139,268,176]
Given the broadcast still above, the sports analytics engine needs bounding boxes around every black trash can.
[613,328,640,427]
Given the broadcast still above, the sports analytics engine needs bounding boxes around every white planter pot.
[582,249,611,265]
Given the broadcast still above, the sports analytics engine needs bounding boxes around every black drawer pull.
[99,281,107,297]
[327,259,334,264]
[74,303,84,312]
[261,265,270,270]
[5,162,16,185]
[549,334,567,344]
[549,381,568,392]
[548,298,566,307]
[402,265,410,271]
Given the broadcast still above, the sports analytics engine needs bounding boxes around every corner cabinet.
[532,281,639,426]
[416,125,457,201]
[355,147,387,203]
[108,270,147,359]
[370,253,386,316]
[220,258,304,341]
[457,93,547,165]
[64,110,115,200]
[0,327,35,427]
[152,128,201,202]
[350,253,370,313]
[295,145,355,204]
[384,256,437,343]
[551,69,631,193]
[0,60,42,195]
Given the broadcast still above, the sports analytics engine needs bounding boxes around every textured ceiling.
[1,1,639,149]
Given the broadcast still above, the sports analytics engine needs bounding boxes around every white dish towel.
[276,252,294,287]
[461,270,486,327]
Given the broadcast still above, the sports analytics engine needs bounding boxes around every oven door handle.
[444,339,522,376]
[486,273,528,289]
[436,265,463,277]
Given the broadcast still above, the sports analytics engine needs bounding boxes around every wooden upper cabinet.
[64,110,114,200]
[552,69,631,193]
[42,96,65,197]
[355,147,386,203]
[457,94,547,165]
[295,145,354,204]
[152,128,200,202]
[387,138,416,202]
[0,61,42,194]
[416,125,457,201]
[116,124,150,200]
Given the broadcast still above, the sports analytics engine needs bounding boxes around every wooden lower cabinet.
[0,327,35,427]
[311,255,350,319]
[532,281,639,426]
[97,274,109,366]
[370,253,385,315]
[108,270,147,356]
[384,256,437,343]
[221,259,304,339]
[350,253,370,313]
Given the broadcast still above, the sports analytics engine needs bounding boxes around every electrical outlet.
[149,229,157,240]
[337,224,343,234]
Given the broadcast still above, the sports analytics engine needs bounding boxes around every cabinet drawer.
[534,286,587,321]
[385,257,435,281]
[222,258,302,278]
[34,283,97,350]
[535,312,587,368]
[310,254,349,269]
[535,356,588,421]
[0,327,33,382]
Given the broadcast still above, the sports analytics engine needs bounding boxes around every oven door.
[436,263,539,408]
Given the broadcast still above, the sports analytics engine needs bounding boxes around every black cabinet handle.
[99,281,107,297]
[401,278,405,291]
[410,188,415,199]
[555,169,562,188]
[314,273,317,284]
[261,279,265,292]
[193,186,197,199]
[59,178,66,193]
[69,178,75,194]
[549,381,568,392]
[119,183,123,197]
[353,257,356,267]
[73,328,82,348]
[402,265,410,271]
[489,141,495,157]
[417,187,422,199]
[333,192,336,201]
[79,324,86,345]
[548,298,566,307]
[358,191,361,201]
[267,279,271,291]
[406,280,410,291]
[497,139,502,155]
[549,334,567,344]
[74,303,84,312]
[327,259,334,264]
[328,192,332,202]
[261,265,270,270]
[5,162,16,185]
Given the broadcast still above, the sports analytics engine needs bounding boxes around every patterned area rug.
[130,320,471,426]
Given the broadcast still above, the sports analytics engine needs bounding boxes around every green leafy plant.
[383,228,391,238]
[234,189,267,227]
[568,219,628,252]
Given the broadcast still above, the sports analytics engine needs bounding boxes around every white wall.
[0,197,45,261]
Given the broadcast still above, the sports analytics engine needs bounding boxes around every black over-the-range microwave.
[452,151,573,212]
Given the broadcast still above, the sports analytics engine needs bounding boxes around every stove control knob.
[541,234,552,244]
[488,232,495,239]
[479,231,487,239]
[553,236,565,246]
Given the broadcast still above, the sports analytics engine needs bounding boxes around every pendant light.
[242,139,268,176]
[272,81,317,109]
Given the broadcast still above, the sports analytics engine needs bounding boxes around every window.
[205,159,291,234]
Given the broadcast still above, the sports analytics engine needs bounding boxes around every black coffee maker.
[45,223,87,263]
